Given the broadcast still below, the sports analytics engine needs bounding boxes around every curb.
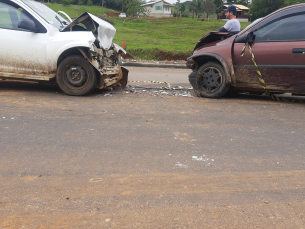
[122,62,187,69]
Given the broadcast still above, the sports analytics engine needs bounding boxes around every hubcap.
[66,66,87,87]
[199,67,221,92]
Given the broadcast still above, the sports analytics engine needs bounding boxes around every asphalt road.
[0,67,305,228]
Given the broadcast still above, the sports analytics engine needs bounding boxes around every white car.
[0,0,128,95]
[119,13,126,17]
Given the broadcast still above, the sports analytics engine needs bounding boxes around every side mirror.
[246,31,256,43]
[234,31,256,44]
[18,19,39,33]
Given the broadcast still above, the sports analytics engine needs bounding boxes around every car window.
[21,0,68,29]
[0,2,32,30]
[255,13,305,42]
[237,18,263,36]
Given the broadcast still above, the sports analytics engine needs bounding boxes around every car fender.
[53,40,95,62]
[47,30,97,65]
[188,53,232,85]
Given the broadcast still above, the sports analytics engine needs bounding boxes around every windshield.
[238,18,264,35]
[21,0,68,29]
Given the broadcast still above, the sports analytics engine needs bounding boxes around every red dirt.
[122,50,192,61]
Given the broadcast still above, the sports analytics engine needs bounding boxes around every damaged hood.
[193,32,231,51]
[61,12,116,50]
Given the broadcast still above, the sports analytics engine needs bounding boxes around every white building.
[141,0,174,18]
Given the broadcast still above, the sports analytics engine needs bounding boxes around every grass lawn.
[111,17,250,52]
[45,3,118,18]
[46,4,251,60]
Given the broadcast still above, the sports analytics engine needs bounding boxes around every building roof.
[224,4,249,11]
[142,0,174,7]
[233,4,250,10]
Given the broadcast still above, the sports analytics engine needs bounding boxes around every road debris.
[90,178,103,182]
[122,85,194,98]
[192,155,215,166]
[175,162,187,168]
[104,93,115,97]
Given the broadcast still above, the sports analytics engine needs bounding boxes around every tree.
[103,0,123,11]
[250,0,285,20]
[284,0,305,6]
[61,0,72,6]
[188,0,203,19]
[237,0,249,6]
[201,0,216,19]
[179,3,186,13]
[227,0,238,4]
[188,0,197,18]
[125,0,147,17]
[213,0,223,19]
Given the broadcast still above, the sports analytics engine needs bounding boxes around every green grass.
[45,3,118,18]
[46,4,251,60]
[111,17,250,59]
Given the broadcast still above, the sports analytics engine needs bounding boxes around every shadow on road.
[225,92,305,103]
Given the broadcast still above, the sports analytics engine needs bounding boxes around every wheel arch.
[189,53,232,85]
[57,47,85,67]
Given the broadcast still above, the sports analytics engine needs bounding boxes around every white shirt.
[223,18,241,32]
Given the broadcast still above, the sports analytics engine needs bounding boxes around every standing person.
[218,5,241,35]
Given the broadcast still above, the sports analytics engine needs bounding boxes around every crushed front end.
[62,12,129,89]
[186,32,231,71]
[78,43,128,89]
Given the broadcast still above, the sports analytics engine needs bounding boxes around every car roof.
[267,3,305,17]
[238,3,305,35]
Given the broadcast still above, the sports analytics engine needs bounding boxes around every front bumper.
[188,71,199,89]
[186,58,196,70]
[97,66,129,89]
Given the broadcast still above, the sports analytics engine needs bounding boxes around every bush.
[79,0,87,5]
[87,0,93,6]
[61,0,71,6]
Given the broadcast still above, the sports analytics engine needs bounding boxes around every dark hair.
[229,11,237,16]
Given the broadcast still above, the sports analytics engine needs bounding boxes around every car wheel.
[194,62,230,98]
[56,55,97,96]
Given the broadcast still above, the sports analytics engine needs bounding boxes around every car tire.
[194,61,230,98]
[56,55,97,96]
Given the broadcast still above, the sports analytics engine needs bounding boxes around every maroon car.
[187,4,305,98]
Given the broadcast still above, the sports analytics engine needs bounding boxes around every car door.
[0,0,49,80]
[233,12,305,93]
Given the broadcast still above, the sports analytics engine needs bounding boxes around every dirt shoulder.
[1,171,305,228]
